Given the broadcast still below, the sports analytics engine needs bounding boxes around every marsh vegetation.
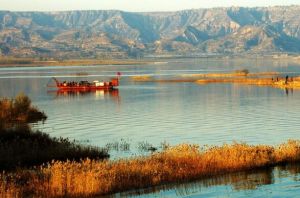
[1,140,300,197]
[131,70,300,90]
[0,94,109,170]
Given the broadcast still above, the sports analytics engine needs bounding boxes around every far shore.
[0,58,150,67]
[2,54,300,67]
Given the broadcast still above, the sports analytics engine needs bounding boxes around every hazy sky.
[0,0,299,12]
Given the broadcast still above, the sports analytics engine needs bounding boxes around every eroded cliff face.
[1,6,300,58]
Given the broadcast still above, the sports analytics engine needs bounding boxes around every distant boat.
[49,72,121,90]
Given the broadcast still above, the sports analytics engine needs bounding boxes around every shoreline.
[1,55,300,67]
[0,58,150,67]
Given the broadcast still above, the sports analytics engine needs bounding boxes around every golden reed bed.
[130,72,300,89]
[196,77,300,89]
[181,71,279,78]
[1,140,300,197]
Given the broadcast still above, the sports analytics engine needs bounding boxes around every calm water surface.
[1,58,300,197]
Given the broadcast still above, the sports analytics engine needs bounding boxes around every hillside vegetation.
[1,6,300,58]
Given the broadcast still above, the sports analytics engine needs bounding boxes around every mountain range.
[1,6,300,58]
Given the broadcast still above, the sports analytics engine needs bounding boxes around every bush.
[14,93,31,115]
[234,69,249,75]
[0,127,109,170]
[0,93,47,125]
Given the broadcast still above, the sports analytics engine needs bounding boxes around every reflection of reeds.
[125,167,274,197]
[105,139,130,151]
[137,141,155,151]
[2,140,300,197]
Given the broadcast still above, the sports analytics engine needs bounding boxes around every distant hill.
[1,6,300,58]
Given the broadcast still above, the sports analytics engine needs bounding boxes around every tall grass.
[1,140,300,197]
[0,93,47,126]
[196,77,274,85]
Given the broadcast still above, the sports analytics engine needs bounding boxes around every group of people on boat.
[59,80,112,87]
[50,72,121,89]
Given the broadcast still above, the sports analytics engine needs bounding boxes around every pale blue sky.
[0,0,299,12]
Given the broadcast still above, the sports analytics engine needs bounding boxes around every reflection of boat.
[49,73,121,90]
[48,89,119,97]
[48,89,120,100]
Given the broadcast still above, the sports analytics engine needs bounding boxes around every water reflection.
[47,89,120,101]
[284,88,294,96]
[121,168,274,197]
[117,164,300,198]
[276,163,300,181]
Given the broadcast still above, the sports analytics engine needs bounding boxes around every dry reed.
[0,93,47,126]
[131,75,152,81]
[1,140,300,197]
[196,76,300,89]
[180,71,279,78]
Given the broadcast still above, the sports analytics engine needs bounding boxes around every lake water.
[1,58,300,197]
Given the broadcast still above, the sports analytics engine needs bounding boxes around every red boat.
[50,73,120,91]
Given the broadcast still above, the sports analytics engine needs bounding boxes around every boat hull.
[50,76,120,91]
[57,85,114,90]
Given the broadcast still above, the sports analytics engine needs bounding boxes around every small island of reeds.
[132,70,300,90]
